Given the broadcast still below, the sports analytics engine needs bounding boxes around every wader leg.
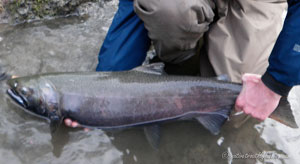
[134,0,215,75]
[206,0,287,82]
[96,0,151,71]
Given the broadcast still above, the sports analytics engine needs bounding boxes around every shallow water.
[0,1,300,164]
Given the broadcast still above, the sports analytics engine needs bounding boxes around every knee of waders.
[134,0,215,41]
[134,0,214,37]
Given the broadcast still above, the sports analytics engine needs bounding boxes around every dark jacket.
[262,0,300,96]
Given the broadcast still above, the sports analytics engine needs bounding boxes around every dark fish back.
[53,72,242,128]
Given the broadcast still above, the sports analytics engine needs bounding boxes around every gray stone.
[17,7,28,15]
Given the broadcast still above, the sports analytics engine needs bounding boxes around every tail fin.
[270,97,298,128]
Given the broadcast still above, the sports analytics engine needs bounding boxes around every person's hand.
[235,73,281,120]
[64,118,90,132]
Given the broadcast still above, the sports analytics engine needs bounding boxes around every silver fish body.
[6,64,298,139]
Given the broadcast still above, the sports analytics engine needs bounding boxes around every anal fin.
[196,113,229,135]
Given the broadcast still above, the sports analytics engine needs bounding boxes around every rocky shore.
[0,0,110,24]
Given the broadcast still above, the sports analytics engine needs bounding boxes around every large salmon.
[5,63,298,147]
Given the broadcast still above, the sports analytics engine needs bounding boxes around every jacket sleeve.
[96,0,151,71]
[262,0,300,96]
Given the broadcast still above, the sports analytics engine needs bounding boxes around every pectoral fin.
[144,124,161,150]
[50,115,63,133]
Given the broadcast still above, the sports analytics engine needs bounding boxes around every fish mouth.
[7,89,29,109]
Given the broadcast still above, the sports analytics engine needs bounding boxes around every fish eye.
[14,81,18,88]
[20,87,29,96]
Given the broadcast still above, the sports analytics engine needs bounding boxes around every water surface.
[0,1,299,163]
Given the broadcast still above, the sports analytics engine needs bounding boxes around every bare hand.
[235,73,281,120]
[64,118,90,132]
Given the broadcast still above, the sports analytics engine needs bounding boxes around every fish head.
[7,76,42,113]
[7,76,62,132]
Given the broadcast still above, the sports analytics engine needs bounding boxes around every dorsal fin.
[133,63,165,75]
[215,74,230,81]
